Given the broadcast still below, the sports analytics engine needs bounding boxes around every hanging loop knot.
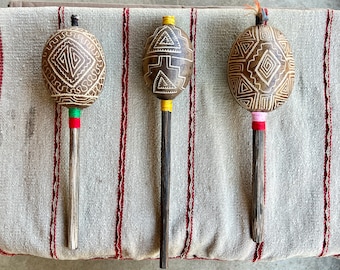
[245,0,269,25]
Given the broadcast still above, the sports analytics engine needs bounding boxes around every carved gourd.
[228,24,295,112]
[41,15,106,250]
[143,17,193,101]
[42,24,105,107]
[142,16,193,269]
[227,5,295,244]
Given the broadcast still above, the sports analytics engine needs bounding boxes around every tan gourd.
[42,15,106,250]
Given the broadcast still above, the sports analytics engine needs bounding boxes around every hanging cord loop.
[245,0,269,25]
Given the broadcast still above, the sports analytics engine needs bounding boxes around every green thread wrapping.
[69,107,82,118]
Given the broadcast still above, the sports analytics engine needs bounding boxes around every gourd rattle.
[143,16,193,268]
[227,2,295,243]
[42,15,106,249]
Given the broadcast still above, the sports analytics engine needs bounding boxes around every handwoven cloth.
[0,6,339,261]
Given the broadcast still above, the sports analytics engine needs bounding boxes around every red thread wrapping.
[69,118,81,128]
[252,121,266,130]
[181,7,197,259]
[319,9,333,258]
[114,7,129,260]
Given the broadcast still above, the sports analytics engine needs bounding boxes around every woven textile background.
[0,6,339,261]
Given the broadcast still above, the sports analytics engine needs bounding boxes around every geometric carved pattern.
[42,27,106,108]
[49,39,95,87]
[227,25,295,112]
[143,25,193,100]
[148,26,181,54]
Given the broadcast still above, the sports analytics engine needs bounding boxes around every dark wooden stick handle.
[252,129,265,243]
[160,111,171,269]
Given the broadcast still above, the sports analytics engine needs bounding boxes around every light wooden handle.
[252,129,265,243]
[69,127,80,249]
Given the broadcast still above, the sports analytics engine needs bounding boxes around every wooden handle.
[160,110,171,269]
[69,127,80,249]
[252,129,265,243]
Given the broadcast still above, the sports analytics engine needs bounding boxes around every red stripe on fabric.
[49,104,62,259]
[114,7,129,260]
[49,8,64,259]
[0,249,15,257]
[252,242,264,262]
[181,8,197,259]
[92,255,224,261]
[319,9,334,258]
[58,6,65,29]
[0,30,3,100]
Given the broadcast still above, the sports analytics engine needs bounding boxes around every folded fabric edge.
[7,1,326,10]
[8,1,182,8]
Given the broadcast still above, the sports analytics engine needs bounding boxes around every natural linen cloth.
[0,5,340,262]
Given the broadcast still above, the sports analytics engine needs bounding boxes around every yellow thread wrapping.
[163,16,175,25]
[161,100,173,112]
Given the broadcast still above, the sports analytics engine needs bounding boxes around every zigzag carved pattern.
[228,25,295,112]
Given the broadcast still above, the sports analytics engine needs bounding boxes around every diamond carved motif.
[255,49,281,87]
[227,25,295,112]
[48,37,95,87]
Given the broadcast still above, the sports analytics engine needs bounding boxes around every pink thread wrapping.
[114,7,129,260]
[49,7,64,260]
[252,112,267,130]
[181,7,197,259]
[319,9,334,258]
